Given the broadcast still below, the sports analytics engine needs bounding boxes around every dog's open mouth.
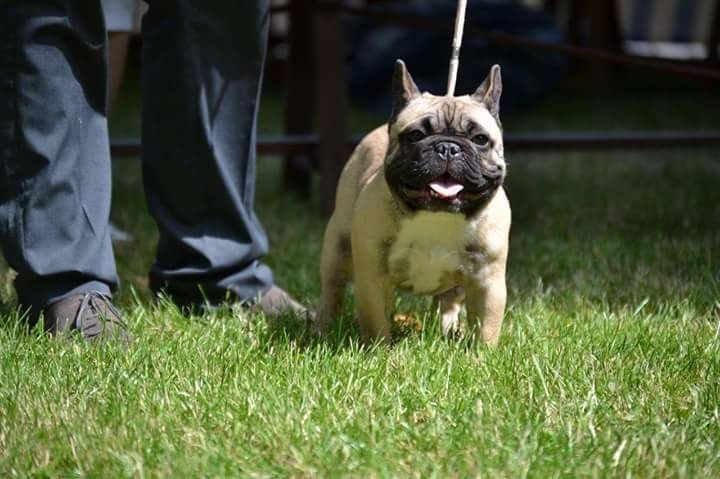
[403,174,465,201]
[428,174,464,199]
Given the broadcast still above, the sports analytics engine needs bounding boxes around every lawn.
[1,72,719,477]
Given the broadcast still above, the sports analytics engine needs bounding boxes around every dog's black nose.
[434,141,462,160]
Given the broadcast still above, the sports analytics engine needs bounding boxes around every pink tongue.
[428,179,464,198]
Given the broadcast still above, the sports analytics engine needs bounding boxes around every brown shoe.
[254,285,309,317]
[43,292,129,342]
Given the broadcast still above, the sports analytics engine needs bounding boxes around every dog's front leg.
[355,275,394,344]
[352,239,394,344]
[464,262,507,346]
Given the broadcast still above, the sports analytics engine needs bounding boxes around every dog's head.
[384,60,506,216]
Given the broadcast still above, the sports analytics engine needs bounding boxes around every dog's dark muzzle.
[385,137,504,215]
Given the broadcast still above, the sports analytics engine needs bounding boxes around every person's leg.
[0,1,119,324]
[142,0,275,306]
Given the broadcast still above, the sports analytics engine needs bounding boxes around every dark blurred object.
[111,0,720,216]
[346,1,567,114]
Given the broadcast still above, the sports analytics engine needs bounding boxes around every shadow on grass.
[257,294,470,351]
[258,307,361,352]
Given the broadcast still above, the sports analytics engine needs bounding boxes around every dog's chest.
[387,212,473,294]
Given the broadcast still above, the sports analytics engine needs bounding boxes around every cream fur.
[316,93,511,345]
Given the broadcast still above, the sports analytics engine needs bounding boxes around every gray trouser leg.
[142,0,273,305]
[0,1,118,322]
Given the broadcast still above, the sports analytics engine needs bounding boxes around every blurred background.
[4,0,717,312]
[109,0,720,206]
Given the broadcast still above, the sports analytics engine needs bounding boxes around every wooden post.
[587,0,621,86]
[313,0,349,216]
[544,0,557,14]
[567,0,621,87]
[566,0,583,51]
[708,0,720,65]
[283,0,315,198]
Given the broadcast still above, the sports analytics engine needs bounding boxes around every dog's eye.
[472,134,490,147]
[406,130,426,143]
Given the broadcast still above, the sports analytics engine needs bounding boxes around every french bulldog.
[316,60,511,345]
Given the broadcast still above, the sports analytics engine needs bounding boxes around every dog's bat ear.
[391,59,420,120]
[472,64,502,119]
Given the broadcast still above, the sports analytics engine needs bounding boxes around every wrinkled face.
[386,96,505,215]
[384,61,505,216]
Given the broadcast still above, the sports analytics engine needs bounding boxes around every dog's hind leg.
[315,216,353,335]
[435,286,465,337]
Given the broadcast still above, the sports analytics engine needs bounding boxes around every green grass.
[1,73,720,477]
